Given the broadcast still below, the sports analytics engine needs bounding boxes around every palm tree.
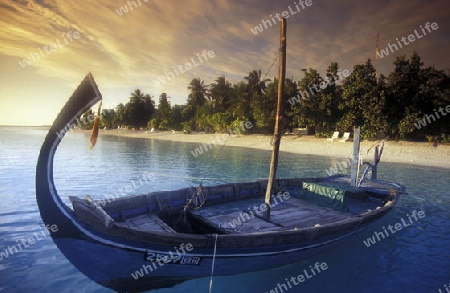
[244,69,271,96]
[209,76,233,112]
[126,89,155,128]
[130,89,144,103]
[243,70,271,126]
[187,78,209,108]
[229,81,251,119]
[157,93,172,129]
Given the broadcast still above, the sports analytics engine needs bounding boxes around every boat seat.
[188,196,354,233]
[69,196,114,229]
[123,213,176,233]
[188,198,283,234]
[267,197,353,228]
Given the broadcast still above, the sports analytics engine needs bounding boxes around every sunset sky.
[0,0,449,126]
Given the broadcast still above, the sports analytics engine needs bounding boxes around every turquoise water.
[0,126,449,293]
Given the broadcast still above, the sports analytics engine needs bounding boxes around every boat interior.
[69,175,400,235]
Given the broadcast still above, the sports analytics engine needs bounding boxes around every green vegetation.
[97,52,450,141]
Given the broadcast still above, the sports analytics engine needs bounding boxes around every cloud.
[0,0,449,124]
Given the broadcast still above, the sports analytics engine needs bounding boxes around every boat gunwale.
[71,188,399,251]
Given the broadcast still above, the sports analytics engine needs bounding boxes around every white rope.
[209,233,218,293]
[262,48,281,82]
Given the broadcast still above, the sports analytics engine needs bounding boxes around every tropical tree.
[123,89,155,129]
[171,104,185,131]
[245,69,270,96]
[338,59,385,139]
[101,109,116,129]
[252,77,297,133]
[209,76,233,113]
[252,78,277,131]
[322,62,344,132]
[245,69,271,130]
[180,104,195,133]
[103,52,449,141]
[384,53,423,138]
[294,68,324,134]
[156,93,172,130]
[187,78,209,130]
[415,66,450,137]
[282,78,298,130]
[228,81,250,120]
[115,103,126,127]
[384,52,450,139]
[187,78,208,109]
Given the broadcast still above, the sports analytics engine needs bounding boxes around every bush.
[315,131,331,138]
[181,121,193,134]
[209,112,231,133]
[148,118,160,129]
[229,118,253,135]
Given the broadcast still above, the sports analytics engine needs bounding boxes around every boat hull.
[53,223,369,292]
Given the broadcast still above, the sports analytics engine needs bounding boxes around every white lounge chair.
[339,132,351,142]
[326,131,339,142]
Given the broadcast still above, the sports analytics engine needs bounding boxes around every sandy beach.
[97,130,450,169]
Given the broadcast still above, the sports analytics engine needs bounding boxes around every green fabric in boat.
[299,182,349,212]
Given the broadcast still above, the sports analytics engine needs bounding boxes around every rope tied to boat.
[209,233,218,293]
[183,184,208,211]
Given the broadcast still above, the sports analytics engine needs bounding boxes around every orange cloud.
[0,0,448,125]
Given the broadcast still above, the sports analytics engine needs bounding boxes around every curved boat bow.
[36,73,102,239]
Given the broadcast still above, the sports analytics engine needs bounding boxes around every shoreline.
[95,129,450,169]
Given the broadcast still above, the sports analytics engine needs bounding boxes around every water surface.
[0,127,449,293]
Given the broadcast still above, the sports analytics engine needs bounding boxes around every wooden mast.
[350,126,361,187]
[263,18,287,219]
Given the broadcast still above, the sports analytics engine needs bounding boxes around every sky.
[0,0,449,126]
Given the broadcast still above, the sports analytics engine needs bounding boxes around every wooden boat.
[35,19,405,292]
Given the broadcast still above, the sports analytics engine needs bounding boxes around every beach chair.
[326,131,339,142]
[339,132,351,142]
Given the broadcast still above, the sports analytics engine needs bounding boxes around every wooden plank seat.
[268,197,353,228]
[70,195,177,233]
[188,197,354,234]
[122,213,176,233]
[188,198,282,234]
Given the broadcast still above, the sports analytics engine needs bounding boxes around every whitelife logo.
[250,0,313,35]
[153,50,215,86]
[376,22,439,59]
[18,31,81,68]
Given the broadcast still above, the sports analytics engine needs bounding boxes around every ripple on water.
[1,129,449,293]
